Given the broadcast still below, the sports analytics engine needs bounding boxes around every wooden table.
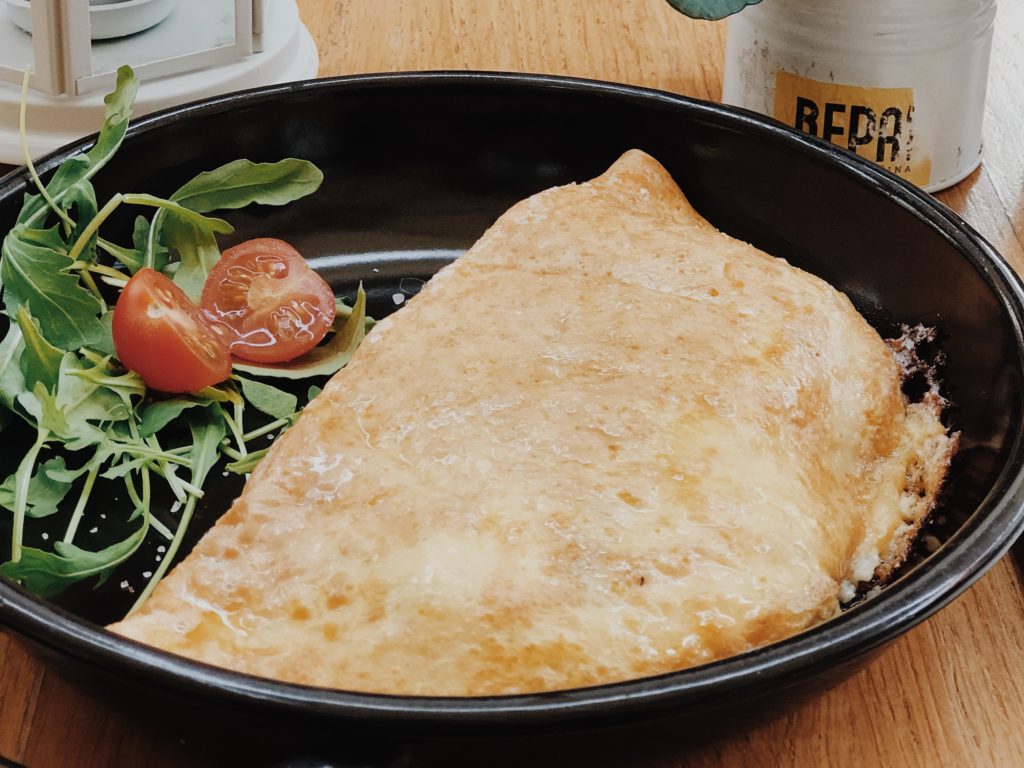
[3,1,1024,765]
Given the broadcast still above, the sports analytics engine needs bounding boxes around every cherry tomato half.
[199,238,336,364]
[112,268,232,393]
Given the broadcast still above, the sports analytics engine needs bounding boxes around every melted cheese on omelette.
[110,150,954,695]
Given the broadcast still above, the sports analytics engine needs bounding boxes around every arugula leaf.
[16,66,139,230]
[123,194,233,236]
[162,213,222,302]
[186,408,226,488]
[16,306,63,393]
[96,215,171,278]
[138,214,168,268]
[663,0,763,20]
[61,179,100,263]
[235,377,298,420]
[59,355,143,423]
[170,158,324,213]
[6,426,49,563]
[97,236,140,271]
[0,227,105,350]
[333,297,375,333]
[14,156,88,229]
[137,387,241,437]
[90,313,117,358]
[139,399,203,437]
[18,383,105,449]
[16,387,61,434]
[0,457,73,519]
[196,384,243,405]
[225,447,269,475]
[15,225,67,252]
[67,355,144,403]
[234,284,367,379]
[40,461,93,484]
[97,460,139,482]
[0,518,148,598]
[0,322,26,412]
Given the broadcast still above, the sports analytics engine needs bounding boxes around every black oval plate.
[1,72,1024,737]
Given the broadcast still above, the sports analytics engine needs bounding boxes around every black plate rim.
[2,70,1024,727]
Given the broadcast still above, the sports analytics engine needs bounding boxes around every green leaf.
[97,215,170,276]
[333,297,375,333]
[42,461,93,484]
[18,383,105,449]
[16,225,67,252]
[0,518,147,598]
[225,447,268,475]
[17,386,65,436]
[61,180,100,263]
[186,407,226,488]
[15,157,88,229]
[16,66,139,231]
[161,213,222,302]
[234,284,367,379]
[663,0,763,20]
[170,158,324,213]
[0,457,74,519]
[138,398,203,437]
[58,354,143,425]
[99,64,138,128]
[193,384,242,405]
[0,323,27,413]
[235,376,298,420]
[98,236,140,271]
[307,384,323,401]
[65,355,145,413]
[136,215,171,271]
[89,312,116,358]
[15,306,63,393]
[6,427,48,563]
[100,458,147,481]
[0,226,106,350]
[123,194,233,236]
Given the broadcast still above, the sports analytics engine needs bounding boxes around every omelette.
[110,151,955,695]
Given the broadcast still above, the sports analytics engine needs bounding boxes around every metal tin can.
[722,0,997,192]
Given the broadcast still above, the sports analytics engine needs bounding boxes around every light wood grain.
[3,0,1024,766]
[304,0,727,101]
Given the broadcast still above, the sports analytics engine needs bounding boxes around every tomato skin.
[199,238,335,364]
[112,268,232,393]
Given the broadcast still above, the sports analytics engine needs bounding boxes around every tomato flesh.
[112,268,232,393]
[199,238,335,364]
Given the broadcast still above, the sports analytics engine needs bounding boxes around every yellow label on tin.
[773,70,931,187]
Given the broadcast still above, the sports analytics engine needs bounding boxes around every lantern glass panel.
[90,0,236,79]
[0,5,38,90]
[82,0,249,96]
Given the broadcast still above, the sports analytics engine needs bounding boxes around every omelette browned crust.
[110,151,954,695]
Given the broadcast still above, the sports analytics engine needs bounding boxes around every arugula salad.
[0,67,368,613]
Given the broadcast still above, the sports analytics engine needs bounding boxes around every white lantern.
[0,0,318,163]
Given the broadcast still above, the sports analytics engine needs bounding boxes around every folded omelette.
[110,150,955,695]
